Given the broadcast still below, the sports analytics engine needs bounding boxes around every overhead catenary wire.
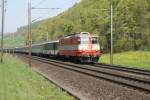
[27,0,62,67]
[32,0,47,8]
[31,0,79,20]
[31,0,76,25]
[32,7,60,10]
[59,0,78,7]
[29,0,80,45]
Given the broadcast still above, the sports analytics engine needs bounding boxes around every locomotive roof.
[63,32,89,37]
[63,32,99,39]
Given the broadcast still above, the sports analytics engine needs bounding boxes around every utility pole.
[46,32,48,41]
[12,33,15,54]
[27,0,60,67]
[110,0,113,64]
[28,0,32,67]
[1,0,5,63]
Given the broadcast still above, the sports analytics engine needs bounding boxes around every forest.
[16,0,150,52]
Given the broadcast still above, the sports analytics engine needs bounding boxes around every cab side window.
[92,37,99,44]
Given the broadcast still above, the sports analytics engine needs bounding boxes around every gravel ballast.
[17,55,150,100]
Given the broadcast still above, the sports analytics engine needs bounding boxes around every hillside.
[10,0,150,52]
[4,34,25,48]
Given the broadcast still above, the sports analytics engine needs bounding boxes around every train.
[5,32,102,63]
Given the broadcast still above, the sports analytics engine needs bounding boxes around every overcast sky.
[0,0,80,33]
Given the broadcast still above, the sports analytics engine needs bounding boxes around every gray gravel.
[84,64,150,80]
[16,55,150,100]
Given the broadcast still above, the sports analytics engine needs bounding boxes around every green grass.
[0,54,74,100]
[100,51,150,70]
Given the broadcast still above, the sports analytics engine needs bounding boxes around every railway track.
[94,63,150,76]
[19,54,150,93]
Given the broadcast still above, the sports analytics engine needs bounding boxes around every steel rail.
[29,56,150,84]
[20,54,150,93]
[34,56,150,84]
[94,63,150,76]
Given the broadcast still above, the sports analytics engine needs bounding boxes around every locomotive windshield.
[80,37,89,44]
[92,37,99,44]
[80,37,99,44]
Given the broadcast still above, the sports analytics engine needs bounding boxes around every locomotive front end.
[77,32,102,63]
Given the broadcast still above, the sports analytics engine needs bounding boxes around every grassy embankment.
[0,54,74,100]
[100,51,150,70]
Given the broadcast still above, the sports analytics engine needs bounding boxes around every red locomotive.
[59,32,101,62]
